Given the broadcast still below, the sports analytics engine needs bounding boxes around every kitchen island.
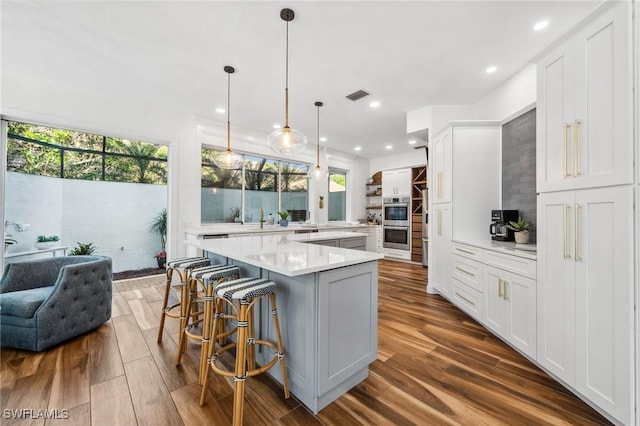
[186,232,383,414]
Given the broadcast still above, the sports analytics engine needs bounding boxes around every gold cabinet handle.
[575,203,582,261]
[503,280,509,301]
[498,278,503,298]
[563,123,570,178]
[437,209,442,235]
[437,172,442,198]
[563,204,571,259]
[573,119,581,177]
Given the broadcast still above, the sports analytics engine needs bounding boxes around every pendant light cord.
[227,70,231,151]
[316,104,320,166]
[284,19,289,128]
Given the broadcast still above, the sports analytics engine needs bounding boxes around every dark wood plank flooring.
[0,260,610,425]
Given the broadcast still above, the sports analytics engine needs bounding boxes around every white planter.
[34,241,59,250]
[514,232,529,244]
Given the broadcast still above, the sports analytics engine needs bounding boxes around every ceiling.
[1,1,602,159]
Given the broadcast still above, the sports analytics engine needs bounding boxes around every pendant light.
[267,8,308,155]
[213,65,243,169]
[308,101,328,180]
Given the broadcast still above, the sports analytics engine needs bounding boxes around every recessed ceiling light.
[486,66,497,74]
[354,146,362,151]
[369,101,381,108]
[385,145,393,150]
[534,20,549,31]
[408,140,417,145]
[272,124,281,129]
[319,137,327,142]
[216,108,225,114]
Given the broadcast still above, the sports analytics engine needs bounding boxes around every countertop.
[452,238,537,260]
[186,232,383,277]
[185,223,379,237]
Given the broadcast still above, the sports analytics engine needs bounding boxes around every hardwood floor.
[1,261,610,425]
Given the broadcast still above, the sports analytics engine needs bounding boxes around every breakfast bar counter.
[186,233,383,414]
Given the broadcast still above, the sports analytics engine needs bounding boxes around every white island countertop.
[185,223,378,237]
[186,231,383,277]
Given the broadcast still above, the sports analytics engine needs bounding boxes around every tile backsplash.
[502,108,536,243]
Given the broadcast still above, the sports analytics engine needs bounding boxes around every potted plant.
[154,251,167,268]
[507,217,531,244]
[35,235,60,250]
[68,242,97,255]
[148,208,167,266]
[277,211,291,227]
[319,196,324,209]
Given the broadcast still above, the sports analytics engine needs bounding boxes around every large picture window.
[328,168,346,221]
[201,148,308,224]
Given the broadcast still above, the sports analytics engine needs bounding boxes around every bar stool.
[157,257,211,343]
[200,277,290,426]
[175,264,240,383]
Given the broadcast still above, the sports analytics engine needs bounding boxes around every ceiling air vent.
[345,89,370,101]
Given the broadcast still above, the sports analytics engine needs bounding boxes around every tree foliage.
[6,121,167,184]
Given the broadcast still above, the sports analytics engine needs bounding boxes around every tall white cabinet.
[428,122,500,294]
[536,3,635,424]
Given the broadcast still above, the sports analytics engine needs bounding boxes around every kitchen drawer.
[339,237,366,250]
[452,278,483,321]
[312,240,338,247]
[452,242,483,262]
[452,254,484,292]
[485,250,536,279]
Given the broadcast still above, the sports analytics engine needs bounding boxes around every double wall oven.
[383,197,410,251]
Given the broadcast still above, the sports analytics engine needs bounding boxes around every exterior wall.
[5,172,167,272]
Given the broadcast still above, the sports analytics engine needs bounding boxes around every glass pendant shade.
[213,65,243,170]
[215,148,243,169]
[308,100,327,180]
[269,8,307,155]
[268,126,307,155]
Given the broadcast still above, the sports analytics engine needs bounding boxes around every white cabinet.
[484,265,536,359]
[382,169,410,197]
[429,203,451,296]
[537,186,633,424]
[537,2,631,193]
[431,129,452,203]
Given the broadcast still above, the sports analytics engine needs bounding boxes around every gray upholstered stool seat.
[200,276,289,425]
[175,264,240,383]
[157,256,211,344]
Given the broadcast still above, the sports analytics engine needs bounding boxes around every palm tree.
[148,208,167,251]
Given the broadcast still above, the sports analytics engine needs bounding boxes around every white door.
[572,2,632,190]
[574,186,633,424]
[382,170,395,197]
[432,129,452,203]
[536,41,575,193]
[484,266,507,335]
[395,168,411,197]
[430,204,451,296]
[503,271,536,359]
[536,191,576,384]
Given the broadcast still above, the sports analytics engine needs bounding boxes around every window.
[6,121,167,184]
[201,148,309,224]
[328,169,346,221]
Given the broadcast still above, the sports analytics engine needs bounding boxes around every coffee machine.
[490,210,519,241]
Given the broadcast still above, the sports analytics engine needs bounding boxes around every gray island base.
[186,232,382,414]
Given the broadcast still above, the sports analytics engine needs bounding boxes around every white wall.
[369,150,428,177]
[473,63,537,121]
[5,172,167,272]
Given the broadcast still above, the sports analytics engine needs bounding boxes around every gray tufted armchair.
[0,256,112,351]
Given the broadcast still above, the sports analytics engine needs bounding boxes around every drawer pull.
[455,292,476,306]
[503,280,509,301]
[498,278,503,298]
[455,266,475,278]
